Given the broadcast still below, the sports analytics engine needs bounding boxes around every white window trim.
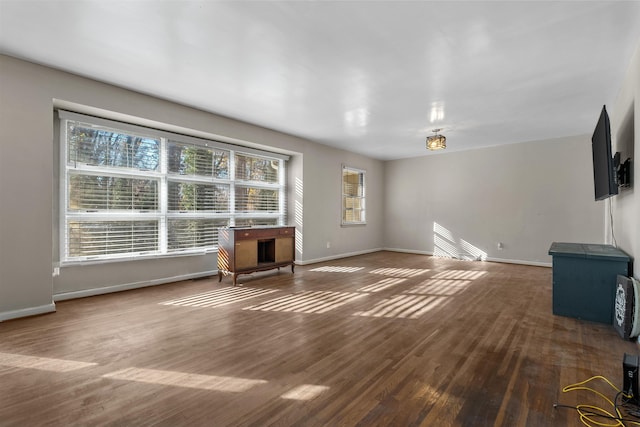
[341,165,366,226]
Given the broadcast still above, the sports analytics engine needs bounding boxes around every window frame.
[58,110,289,265]
[341,165,366,226]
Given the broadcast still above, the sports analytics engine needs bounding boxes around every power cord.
[554,403,640,425]
[554,375,640,426]
[609,198,618,248]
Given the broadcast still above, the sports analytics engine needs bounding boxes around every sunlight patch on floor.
[308,266,365,273]
[431,270,487,280]
[159,287,278,308]
[357,277,407,292]
[102,367,267,392]
[0,352,97,372]
[281,384,330,400]
[353,295,448,319]
[244,291,365,314]
[407,279,472,296]
[416,383,460,408]
[369,267,430,278]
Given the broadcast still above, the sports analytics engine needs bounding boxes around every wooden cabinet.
[217,226,295,285]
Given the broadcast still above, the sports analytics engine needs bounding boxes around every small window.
[342,166,366,225]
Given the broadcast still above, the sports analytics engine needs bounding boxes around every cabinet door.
[275,237,294,263]
[235,240,257,269]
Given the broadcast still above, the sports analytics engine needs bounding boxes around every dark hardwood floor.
[0,251,638,426]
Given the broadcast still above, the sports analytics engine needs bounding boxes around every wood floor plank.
[0,251,637,426]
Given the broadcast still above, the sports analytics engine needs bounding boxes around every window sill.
[341,222,367,227]
[59,248,218,267]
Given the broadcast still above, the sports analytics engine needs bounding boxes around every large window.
[342,165,366,225]
[59,110,288,263]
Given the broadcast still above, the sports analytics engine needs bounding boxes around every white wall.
[384,135,604,265]
[0,54,384,320]
[611,41,639,278]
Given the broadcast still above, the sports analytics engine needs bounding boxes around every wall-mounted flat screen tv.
[592,105,618,201]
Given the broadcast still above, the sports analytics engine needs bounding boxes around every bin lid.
[548,242,631,262]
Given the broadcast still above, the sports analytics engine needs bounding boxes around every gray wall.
[0,55,56,319]
[383,136,604,265]
[611,41,640,277]
[0,54,384,320]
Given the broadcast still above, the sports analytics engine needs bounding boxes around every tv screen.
[592,105,618,201]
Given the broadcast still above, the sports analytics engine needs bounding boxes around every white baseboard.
[0,302,56,322]
[54,270,218,301]
[383,247,551,268]
[485,256,551,268]
[384,247,433,256]
[297,248,383,265]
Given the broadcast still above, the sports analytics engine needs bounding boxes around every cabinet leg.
[291,264,295,273]
[218,271,222,282]
[232,274,237,286]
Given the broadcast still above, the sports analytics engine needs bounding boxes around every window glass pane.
[67,220,158,257]
[343,208,364,223]
[69,174,158,211]
[235,187,279,212]
[235,154,279,183]
[167,181,230,212]
[343,170,363,196]
[168,218,228,251]
[67,122,159,171]
[167,141,229,179]
[344,197,363,210]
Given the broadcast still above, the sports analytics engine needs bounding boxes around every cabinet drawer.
[278,227,294,236]
[234,227,294,240]
[234,229,269,240]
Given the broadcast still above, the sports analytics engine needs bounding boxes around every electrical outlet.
[52,267,60,277]
[326,242,331,249]
[497,242,504,250]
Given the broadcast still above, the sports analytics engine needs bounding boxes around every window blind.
[59,110,288,263]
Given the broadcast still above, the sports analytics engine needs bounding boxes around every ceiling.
[1,1,639,160]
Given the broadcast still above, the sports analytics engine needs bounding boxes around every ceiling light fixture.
[426,129,446,150]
